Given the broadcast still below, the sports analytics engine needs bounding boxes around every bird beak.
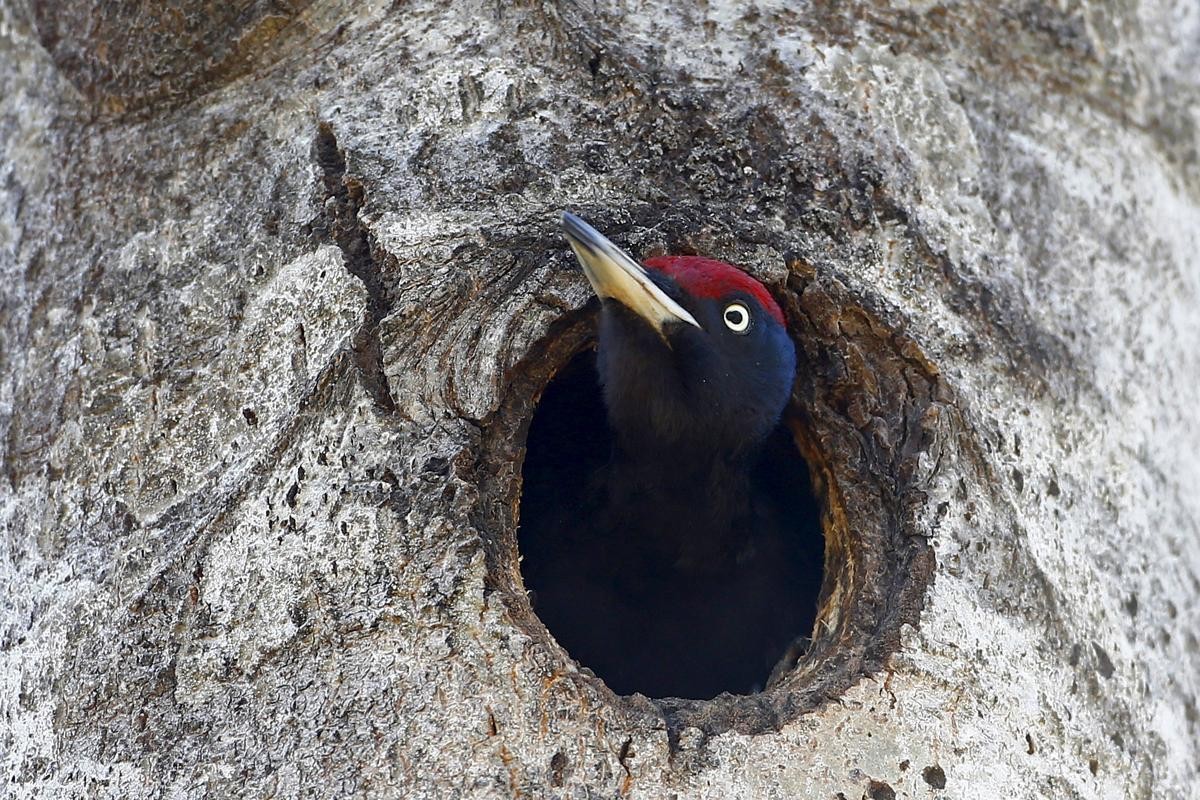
[561,212,701,334]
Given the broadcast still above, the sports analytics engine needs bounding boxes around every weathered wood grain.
[2,1,1198,797]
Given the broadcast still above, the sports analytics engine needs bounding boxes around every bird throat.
[602,440,758,575]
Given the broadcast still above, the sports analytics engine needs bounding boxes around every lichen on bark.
[1,1,1198,798]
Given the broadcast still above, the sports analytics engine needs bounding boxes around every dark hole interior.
[518,348,825,699]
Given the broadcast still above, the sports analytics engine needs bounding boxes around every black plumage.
[518,215,823,699]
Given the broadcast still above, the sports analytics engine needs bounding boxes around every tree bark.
[2,1,1198,797]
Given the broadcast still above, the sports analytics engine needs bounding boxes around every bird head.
[562,212,796,460]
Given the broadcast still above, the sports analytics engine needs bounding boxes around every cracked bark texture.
[2,1,1199,798]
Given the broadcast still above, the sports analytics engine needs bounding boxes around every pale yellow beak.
[561,212,701,334]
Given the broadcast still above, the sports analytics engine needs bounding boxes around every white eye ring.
[723,302,751,333]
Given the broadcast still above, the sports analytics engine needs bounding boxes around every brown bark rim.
[473,261,940,742]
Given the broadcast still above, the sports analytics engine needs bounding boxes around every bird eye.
[722,303,751,333]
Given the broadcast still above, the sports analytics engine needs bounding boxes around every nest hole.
[477,272,939,738]
[517,348,825,699]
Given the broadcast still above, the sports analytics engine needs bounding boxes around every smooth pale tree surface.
[1,1,1198,798]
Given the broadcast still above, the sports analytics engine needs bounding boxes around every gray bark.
[2,1,1198,798]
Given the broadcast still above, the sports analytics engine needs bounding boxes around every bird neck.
[604,439,758,573]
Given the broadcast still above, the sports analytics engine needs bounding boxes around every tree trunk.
[2,1,1198,797]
